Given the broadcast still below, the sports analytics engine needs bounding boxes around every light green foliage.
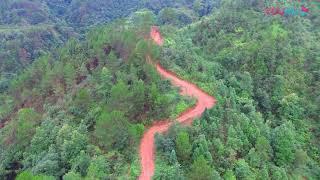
[270,165,288,180]
[63,171,82,180]
[255,136,272,162]
[2,0,320,179]
[246,148,261,168]
[272,122,296,166]
[270,76,286,110]
[110,81,130,113]
[59,127,89,166]
[192,135,213,163]
[148,81,179,119]
[153,164,184,180]
[128,158,141,179]
[0,95,14,120]
[129,123,145,141]
[135,40,149,59]
[71,151,90,176]
[63,63,76,88]
[223,170,236,180]
[155,1,320,179]
[226,125,244,153]
[16,108,41,146]
[130,80,146,117]
[153,157,184,180]
[188,155,215,180]
[86,156,110,180]
[94,111,129,150]
[31,145,61,176]
[22,115,60,163]
[176,131,192,162]
[270,23,288,40]
[130,9,156,35]
[73,89,91,110]
[4,21,182,178]
[16,170,55,180]
[172,100,189,118]
[235,159,255,180]
[257,166,269,180]
[279,93,304,121]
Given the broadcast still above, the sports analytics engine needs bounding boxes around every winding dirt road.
[138,27,216,180]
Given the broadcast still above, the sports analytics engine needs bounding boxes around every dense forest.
[0,15,197,178]
[0,0,220,92]
[0,0,319,179]
[155,0,320,179]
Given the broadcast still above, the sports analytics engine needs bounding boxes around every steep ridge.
[139,27,216,180]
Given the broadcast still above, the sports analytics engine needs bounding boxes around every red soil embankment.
[139,27,216,180]
[150,26,164,46]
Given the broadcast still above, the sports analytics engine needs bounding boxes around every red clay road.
[139,28,216,180]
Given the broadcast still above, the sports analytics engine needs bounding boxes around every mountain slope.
[0,0,221,98]
[154,1,320,179]
[0,21,193,179]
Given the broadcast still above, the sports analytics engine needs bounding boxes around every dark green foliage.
[234,159,255,180]
[131,9,157,35]
[168,150,178,165]
[158,8,195,27]
[155,133,175,153]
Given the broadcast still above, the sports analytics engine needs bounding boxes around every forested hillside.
[0,0,319,179]
[0,16,196,179]
[154,1,320,179]
[0,0,220,91]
